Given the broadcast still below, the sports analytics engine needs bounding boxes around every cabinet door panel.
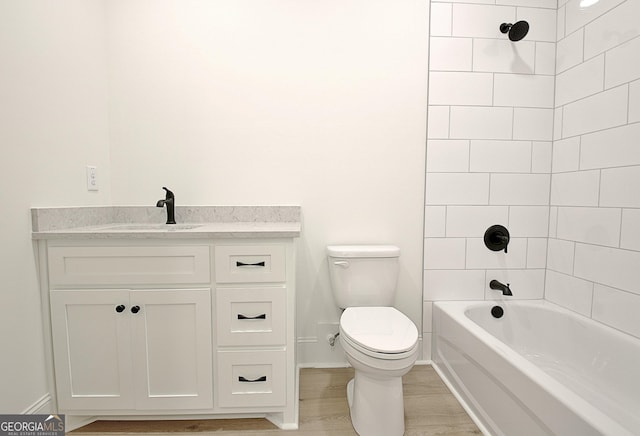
[50,290,134,411]
[131,289,213,410]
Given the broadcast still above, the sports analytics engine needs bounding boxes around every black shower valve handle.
[484,225,510,254]
[497,234,509,253]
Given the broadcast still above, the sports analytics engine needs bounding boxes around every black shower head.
[500,20,529,42]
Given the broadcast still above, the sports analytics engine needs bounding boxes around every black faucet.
[490,279,512,296]
[156,187,176,224]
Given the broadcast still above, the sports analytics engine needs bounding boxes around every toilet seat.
[340,307,418,359]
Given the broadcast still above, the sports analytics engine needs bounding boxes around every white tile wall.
[552,136,580,172]
[547,238,575,274]
[424,238,466,269]
[516,7,557,42]
[527,238,548,268]
[532,141,553,173]
[424,269,486,300]
[621,209,640,251]
[425,173,490,204]
[427,106,450,139]
[509,206,549,236]
[561,85,628,137]
[583,0,640,59]
[513,108,553,140]
[592,284,640,338]
[430,3,452,37]
[497,0,557,8]
[556,29,584,73]
[452,4,515,39]
[429,38,472,71]
[426,0,640,347]
[550,170,600,206]
[574,243,640,297]
[564,0,626,36]
[466,238,528,269]
[424,206,446,237]
[426,139,470,172]
[580,123,640,169]
[490,174,550,205]
[545,270,593,316]
[556,207,621,247]
[429,72,494,106]
[494,74,555,108]
[600,167,640,207]
[555,54,604,107]
[425,0,554,340]
[535,42,557,75]
[605,36,640,89]
[446,206,509,236]
[449,106,513,139]
[473,39,536,73]
[469,140,532,173]
[629,79,640,122]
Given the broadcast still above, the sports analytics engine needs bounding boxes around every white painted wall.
[105,0,429,364]
[0,0,111,412]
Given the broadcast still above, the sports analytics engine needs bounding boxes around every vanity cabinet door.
[50,289,213,412]
[130,289,213,410]
[50,290,135,411]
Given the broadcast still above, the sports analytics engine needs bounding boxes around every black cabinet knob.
[131,305,140,314]
[115,305,126,313]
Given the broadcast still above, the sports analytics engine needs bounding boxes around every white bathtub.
[432,300,640,436]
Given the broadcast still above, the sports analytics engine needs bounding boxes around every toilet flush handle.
[333,261,350,268]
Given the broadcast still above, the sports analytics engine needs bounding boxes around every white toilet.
[327,245,419,436]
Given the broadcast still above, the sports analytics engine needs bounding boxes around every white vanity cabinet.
[46,244,213,413]
[36,229,298,430]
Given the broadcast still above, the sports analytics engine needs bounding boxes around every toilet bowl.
[339,306,419,436]
[327,245,419,436]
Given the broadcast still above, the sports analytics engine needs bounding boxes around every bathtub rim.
[432,299,636,436]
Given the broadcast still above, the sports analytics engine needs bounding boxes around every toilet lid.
[340,307,418,354]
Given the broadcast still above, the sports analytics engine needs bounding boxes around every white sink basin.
[99,224,203,231]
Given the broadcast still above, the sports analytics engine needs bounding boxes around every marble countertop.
[31,206,301,240]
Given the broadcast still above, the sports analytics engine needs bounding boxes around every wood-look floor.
[71,365,481,435]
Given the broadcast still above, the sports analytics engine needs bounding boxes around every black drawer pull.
[236,261,266,267]
[237,313,267,320]
[239,376,267,383]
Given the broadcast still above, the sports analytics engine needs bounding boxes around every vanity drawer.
[48,246,210,286]
[216,287,286,346]
[214,245,286,283]
[217,350,286,408]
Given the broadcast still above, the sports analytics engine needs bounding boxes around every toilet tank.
[326,245,400,309]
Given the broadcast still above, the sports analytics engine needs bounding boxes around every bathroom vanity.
[31,206,300,430]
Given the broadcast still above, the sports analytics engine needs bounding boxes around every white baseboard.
[22,394,52,415]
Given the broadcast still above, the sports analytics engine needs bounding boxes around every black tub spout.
[490,279,512,296]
